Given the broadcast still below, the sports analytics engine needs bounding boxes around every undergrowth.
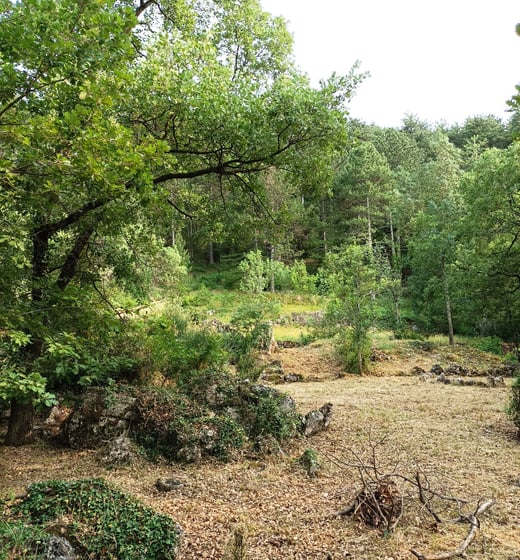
[2,478,181,560]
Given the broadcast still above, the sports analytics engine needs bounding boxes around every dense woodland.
[1,1,520,447]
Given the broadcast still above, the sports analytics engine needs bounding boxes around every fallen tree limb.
[410,499,495,560]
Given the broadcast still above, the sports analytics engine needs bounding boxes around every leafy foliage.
[9,478,181,560]
[131,369,300,462]
[0,519,48,560]
[320,245,378,374]
[1,0,357,444]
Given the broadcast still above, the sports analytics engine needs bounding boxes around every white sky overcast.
[260,0,520,128]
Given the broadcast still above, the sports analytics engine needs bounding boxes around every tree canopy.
[0,0,362,444]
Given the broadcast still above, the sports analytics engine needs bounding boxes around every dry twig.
[410,498,495,560]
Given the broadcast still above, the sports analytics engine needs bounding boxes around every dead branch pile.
[329,435,495,558]
[338,477,402,531]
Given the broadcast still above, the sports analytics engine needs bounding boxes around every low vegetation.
[1,478,181,560]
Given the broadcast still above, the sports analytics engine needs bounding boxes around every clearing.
[1,341,519,559]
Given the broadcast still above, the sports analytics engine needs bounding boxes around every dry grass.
[1,343,519,560]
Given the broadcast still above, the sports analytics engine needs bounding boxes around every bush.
[226,297,279,377]
[10,478,182,560]
[145,313,227,383]
[132,387,203,461]
[132,384,245,462]
[0,520,47,559]
[335,328,371,375]
[131,375,301,461]
[245,386,301,442]
[465,336,503,355]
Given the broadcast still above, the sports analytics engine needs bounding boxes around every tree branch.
[56,225,95,291]
[410,499,495,560]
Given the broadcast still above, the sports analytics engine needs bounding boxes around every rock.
[101,435,136,466]
[43,405,72,440]
[250,384,296,413]
[436,372,447,383]
[411,366,426,376]
[431,364,444,375]
[64,388,136,450]
[44,536,76,560]
[484,363,520,378]
[155,477,183,492]
[487,375,505,387]
[177,444,202,463]
[302,403,333,436]
[283,373,304,383]
[254,434,284,456]
[297,449,320,477]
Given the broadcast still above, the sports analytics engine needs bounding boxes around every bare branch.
[410,499,495,560]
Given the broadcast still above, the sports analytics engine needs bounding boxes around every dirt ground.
[1,343,520,560]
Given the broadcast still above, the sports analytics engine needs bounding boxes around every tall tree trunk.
[7,224,50,445]
[4,399,35,446]
[7,223,96,445]
[389,213,397,267]
[269,245,275,293]
[366,196,373,254]
[320,199,328,254]
[442,259,455,345]
[208,240,214,265]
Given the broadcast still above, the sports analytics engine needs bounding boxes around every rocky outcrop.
[64,388,136,450]
[101,434,136,466]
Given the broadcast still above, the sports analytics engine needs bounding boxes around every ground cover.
[1,340,519,559]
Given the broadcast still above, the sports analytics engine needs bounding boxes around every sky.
[260,0,520,128]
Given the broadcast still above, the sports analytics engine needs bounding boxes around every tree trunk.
[5,399,35,446]
[208,240,214,265]
[389,213,397,267]
[366,196,373,254]
[442,259,455,345]
[320,199,328,254]
[269,245,275,293]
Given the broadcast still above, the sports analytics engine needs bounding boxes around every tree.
[445,115,512,152]
[321,245,378,375]
[326,141,392,251]
[457,143,520,341]
[0,0,361,444]
[407,134,463,343]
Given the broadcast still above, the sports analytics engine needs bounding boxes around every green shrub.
[132,376,301,461]
[133,387,203,461]
[238,250,268,293]
[145,314,227,382]
[465,336,503,355]
[246,388,301,442]
[208,415,246,460]
[132,384,245,462]
[297,448,320,477]
[335,328,371,375]
[11,479,181,560]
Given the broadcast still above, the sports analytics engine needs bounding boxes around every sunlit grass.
[273,324,310,341]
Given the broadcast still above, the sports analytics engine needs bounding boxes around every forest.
[1,1,520,559]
